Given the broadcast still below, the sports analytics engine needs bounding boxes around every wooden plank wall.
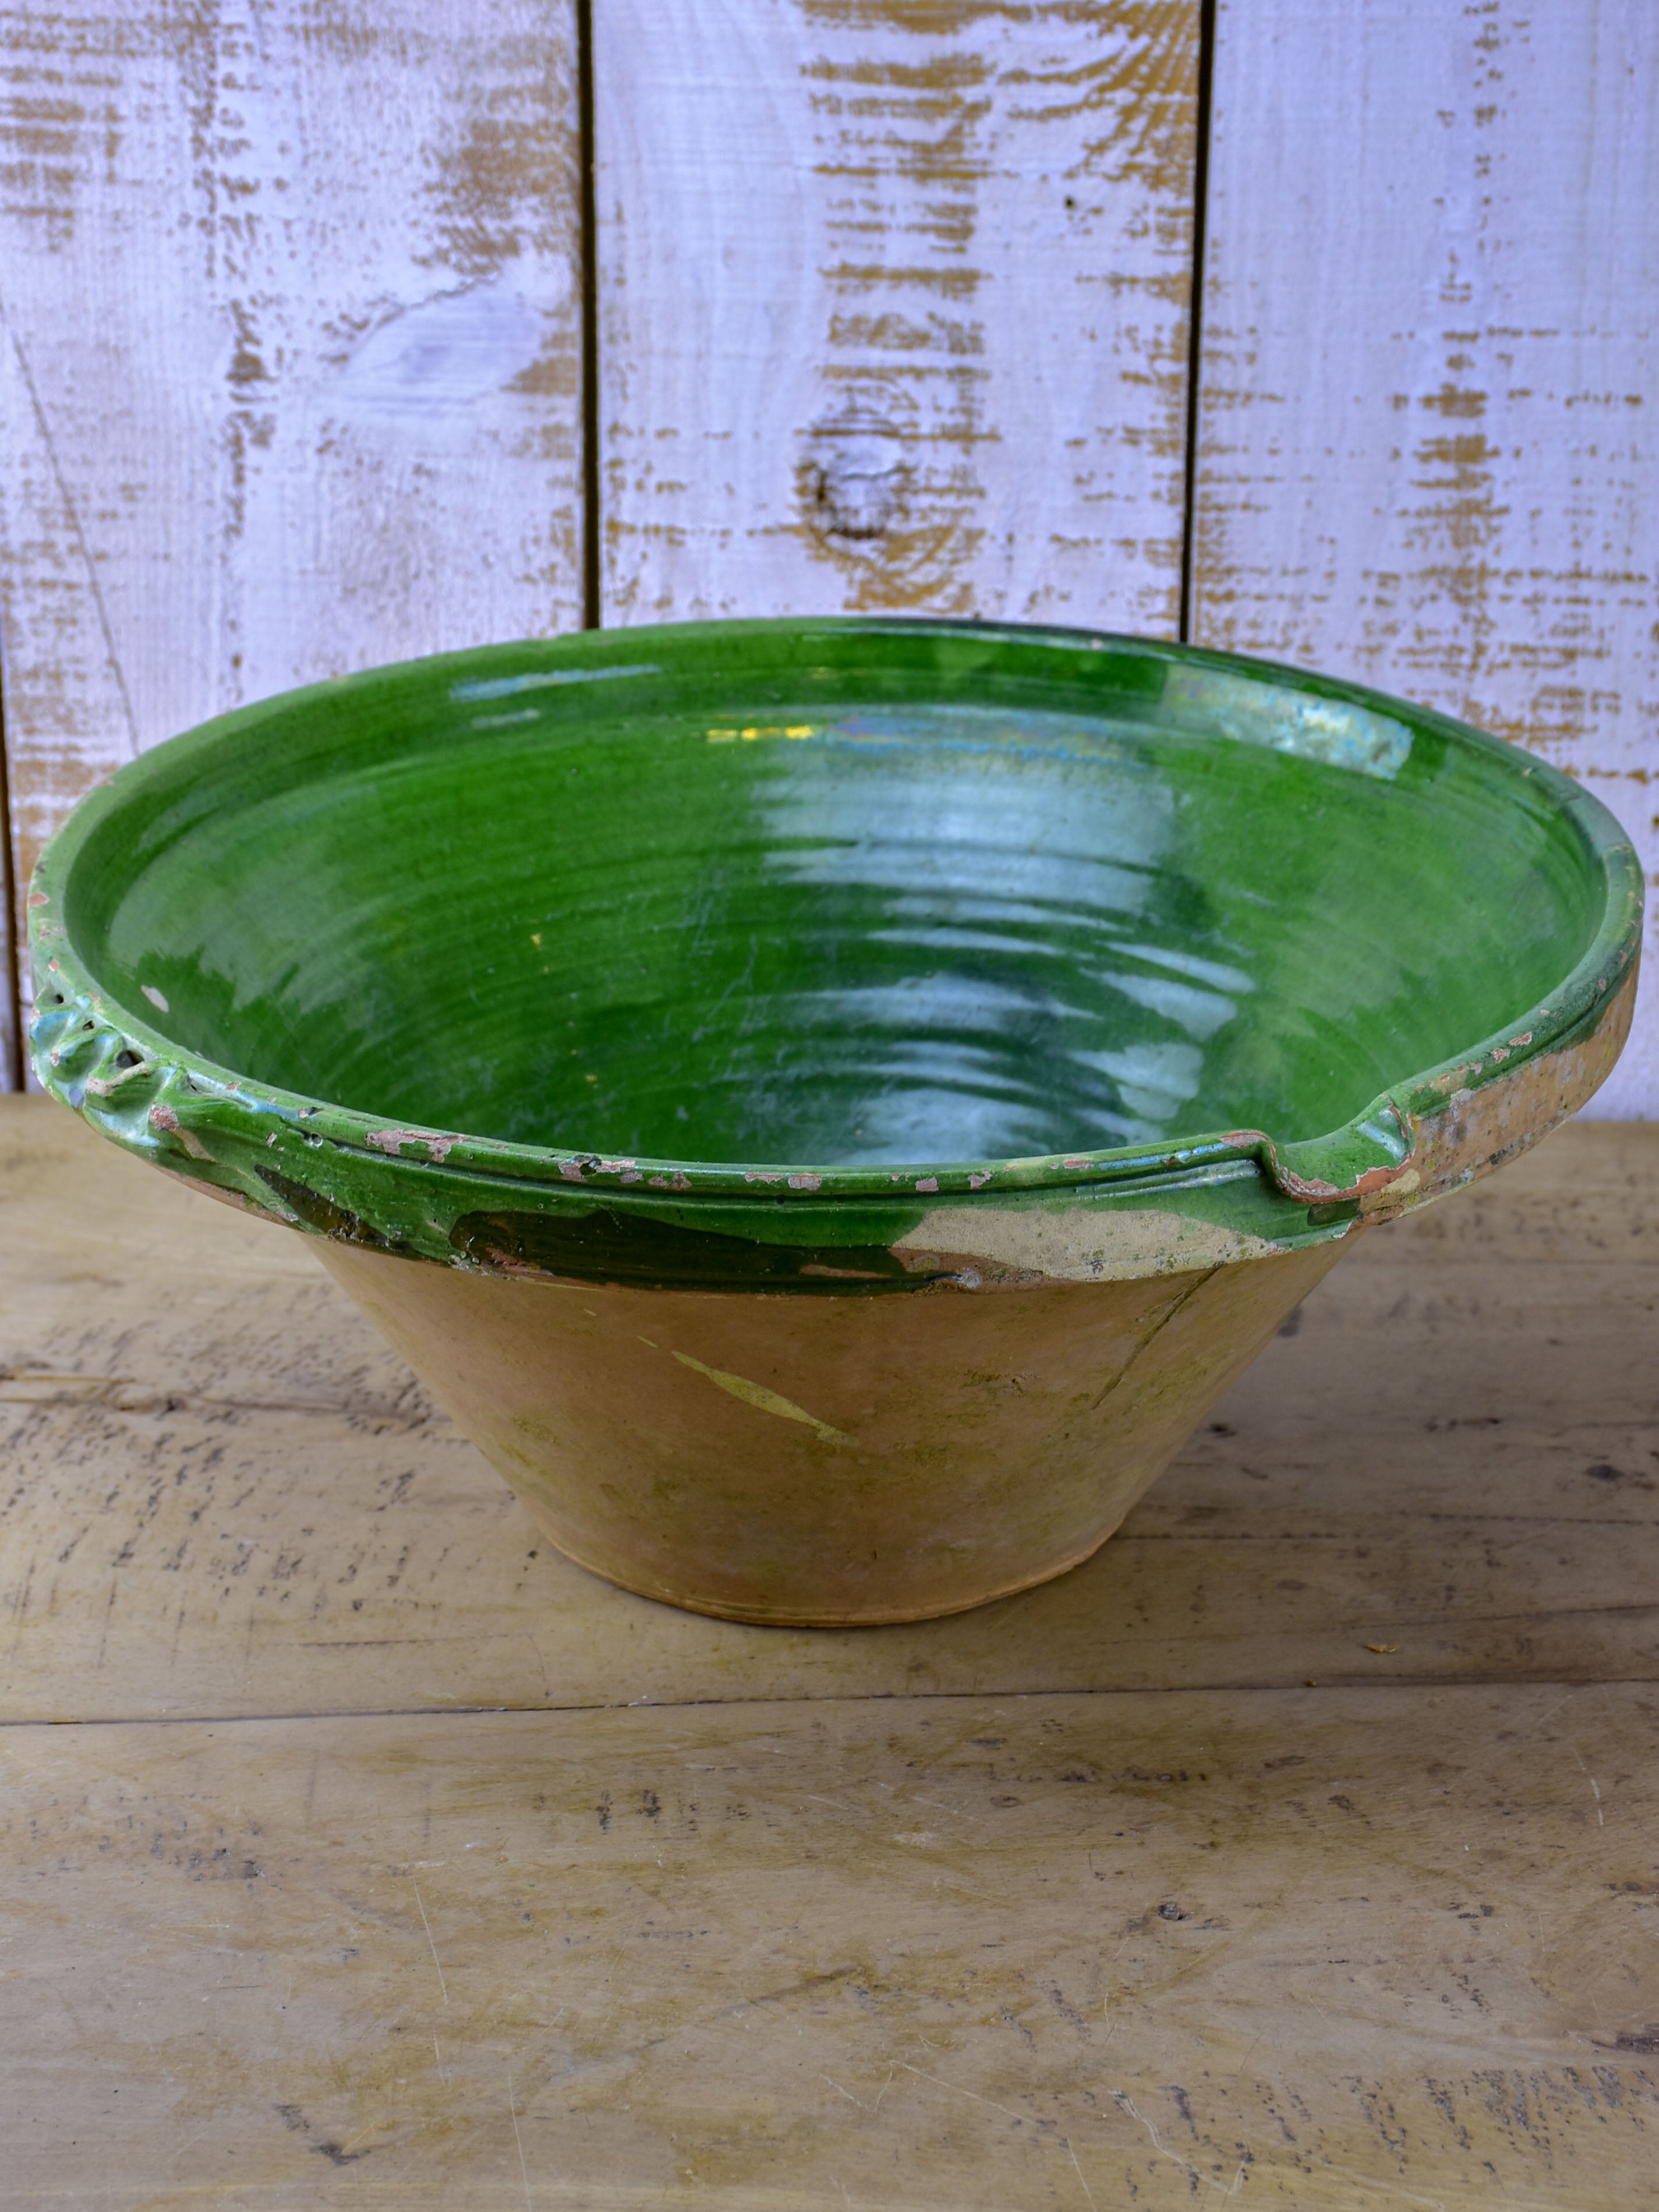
[1193,0,1659,1117]
[592,1,1198,628]
[0,0,586,1086]
[0,1,1653,1109]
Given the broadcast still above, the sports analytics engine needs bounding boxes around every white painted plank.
[1193,0,1659,1114]
[595,0,1199,631]
[0,1,585,1080]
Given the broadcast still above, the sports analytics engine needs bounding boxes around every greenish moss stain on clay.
[27,618,1642,1289]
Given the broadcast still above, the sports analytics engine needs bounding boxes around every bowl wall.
[29,621,1643,1624]
[319,1233,1346,1626]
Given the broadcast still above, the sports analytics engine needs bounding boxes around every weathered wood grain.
[4,1683,1657,2207]
[1193,0,1659,1116]
[594,0,1198,630]
[4,1097,1657,1723]
[0,0,585,1073]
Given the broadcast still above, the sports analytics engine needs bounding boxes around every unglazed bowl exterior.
[28,620,1642,1624]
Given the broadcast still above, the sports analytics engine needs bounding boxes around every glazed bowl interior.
[61,621,1607,1169]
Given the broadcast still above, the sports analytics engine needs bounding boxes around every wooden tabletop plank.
[5,1099,1657,1722]
[4,1683,1656,2208]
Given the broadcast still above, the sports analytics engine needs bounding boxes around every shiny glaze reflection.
[752,710,1229,1160]
[89,677,1594,1168]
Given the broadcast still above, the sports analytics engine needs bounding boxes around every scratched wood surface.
[3,1689,1657,2207]
[1191,0,1659,1117]
[4,1096,1658,1725]
[593,0,1199,631]
[0,0,585,1070]
[6,1100,1659,2202]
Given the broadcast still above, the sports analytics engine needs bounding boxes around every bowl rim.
[27,615,1644,1212]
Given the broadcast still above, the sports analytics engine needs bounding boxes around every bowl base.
[515,1499,1126,1629]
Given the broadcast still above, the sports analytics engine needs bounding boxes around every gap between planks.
[8,1671,1651,1736]
[1175,0,1218,646]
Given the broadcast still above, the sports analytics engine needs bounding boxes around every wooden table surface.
[3,1095,1657,2208]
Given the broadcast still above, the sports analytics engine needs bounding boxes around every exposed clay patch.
[1407,966,1637,1203]
[366,1127,456,1163]
[893,1202,1292,1284]
[148,1102,209,1160]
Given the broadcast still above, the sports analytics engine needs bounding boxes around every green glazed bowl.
[29,620,1642,1624]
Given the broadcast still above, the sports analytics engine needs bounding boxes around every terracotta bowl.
[29,620,1642,1625]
